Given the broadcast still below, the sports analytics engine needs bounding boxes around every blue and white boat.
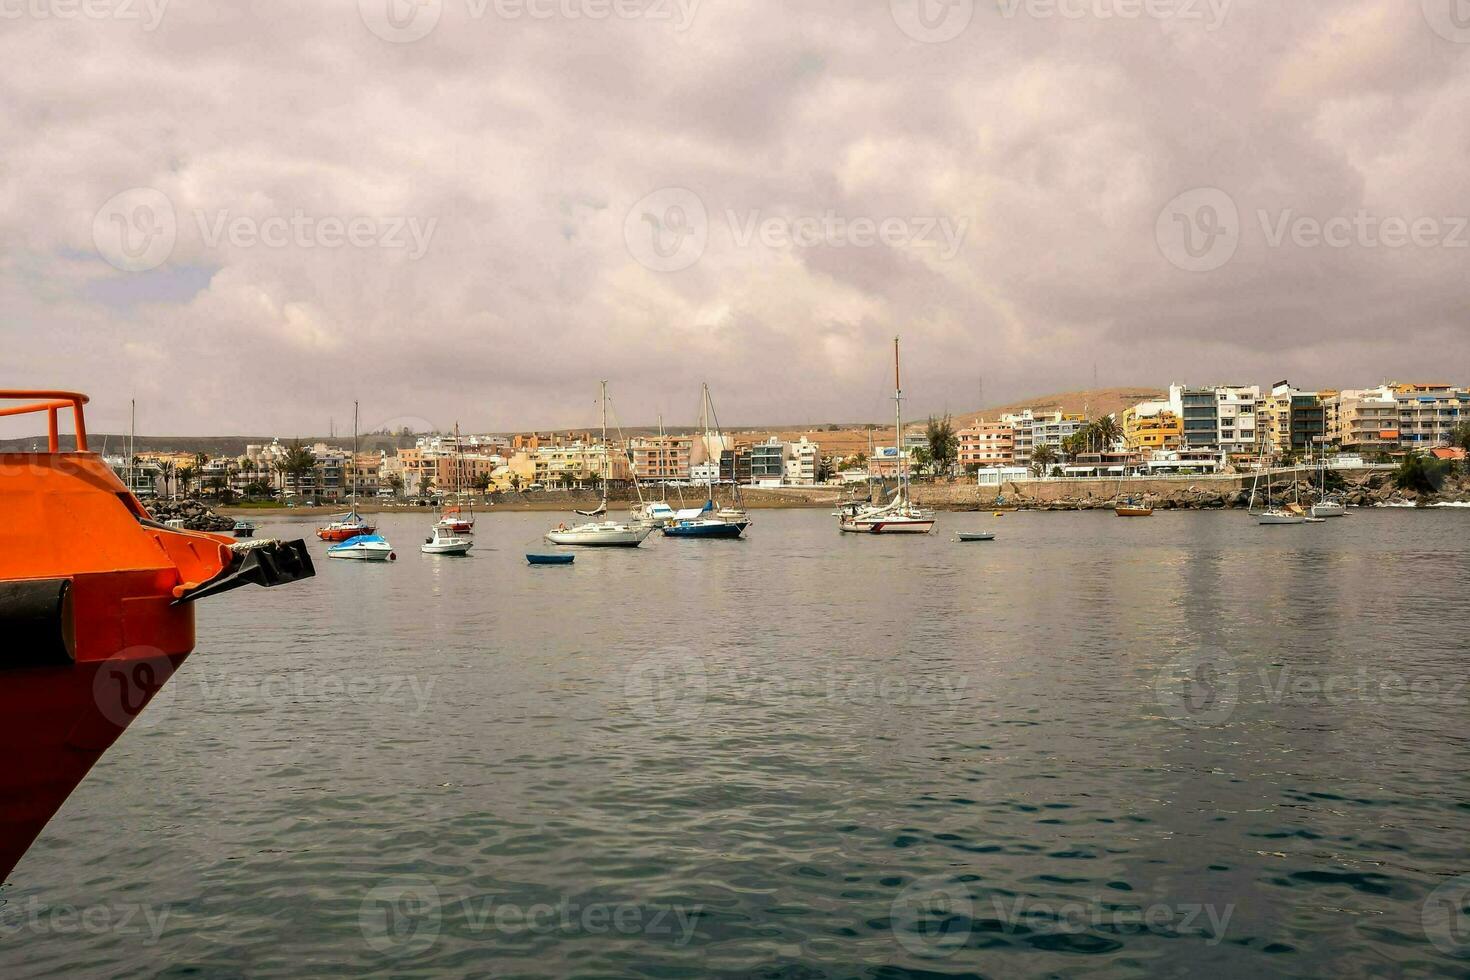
[660,384,750,539]
[663,499,749,538]
[327,534,395,561]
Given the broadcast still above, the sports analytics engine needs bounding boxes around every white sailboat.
[1249,455,1308,525]
[1309,447,1346,518]
[434,422,477,534]
[630,414,677,528]
[545,381,655,548]
[839,336,936,535]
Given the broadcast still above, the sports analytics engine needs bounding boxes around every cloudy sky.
[2,0,1468,436]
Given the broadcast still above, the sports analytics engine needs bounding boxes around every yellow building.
[1122,403,1183,450]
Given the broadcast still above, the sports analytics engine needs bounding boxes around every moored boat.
[233,520,257,537]
[0,389,315,880]
[327,534,396,560]
[838,337,935,535]
[956,531,996,541]
[546,382,655,548]
[422,526,473,555]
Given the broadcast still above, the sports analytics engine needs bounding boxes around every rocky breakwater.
[1007,469,1453,512]
[146,498,237,532]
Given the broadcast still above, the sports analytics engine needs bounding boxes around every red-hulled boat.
[0,390,314,881]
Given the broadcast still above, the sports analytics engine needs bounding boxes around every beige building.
[1335,387,1400,453]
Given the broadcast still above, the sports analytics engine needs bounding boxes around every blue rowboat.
[526,554,575,565]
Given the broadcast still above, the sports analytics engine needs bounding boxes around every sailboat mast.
[600,380,609,496]
[128,398,135,495]
[894,336,905,501]
[703,383,714,500]
[351,400,359,511]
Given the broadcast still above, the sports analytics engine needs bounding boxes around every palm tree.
[1031,444,1059,477]
[176,465,196,499]
[157,460,176,500]
[1091,415,1122,452]
[280,441,317,500]
[924,415,958,476]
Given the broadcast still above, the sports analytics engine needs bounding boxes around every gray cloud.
[1,0,1467,437]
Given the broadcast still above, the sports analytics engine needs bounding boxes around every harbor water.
[3,509,1469,978]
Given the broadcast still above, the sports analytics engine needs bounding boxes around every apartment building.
[1392,383,1466,448]
[783,437,821,485]
[1165,384,1261,454]
[957,420,1015,468]
[629,434,692,482]
[1121,401,1182,451]
[1335,386,1400,453]
[1002,409,1084,465]
[750,438,786,484]
[1258,382,1325,453]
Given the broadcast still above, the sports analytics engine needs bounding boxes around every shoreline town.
[75,379,1470,512]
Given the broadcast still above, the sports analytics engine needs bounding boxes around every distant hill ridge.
[0,388,1164,455]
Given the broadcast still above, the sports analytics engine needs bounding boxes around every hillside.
[0,388,1164,458]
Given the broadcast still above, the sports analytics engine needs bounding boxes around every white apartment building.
[1002,409,1085,464]
[1167,384,1260,454]
[1391,383,1467,448]
[783,437,821,485]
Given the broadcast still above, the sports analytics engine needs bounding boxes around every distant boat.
[838,337,936,535]
[318,401,378,541]
[526,553,575,565]
[434,422,476,533]
[663,384,750,539]
[1115,500,1154,517]
[545,381,655,548]
[956,531,995,542]
[1309,450,1347,517]
[327,534,395,560]
[232,520,257,538]
[421,525,472,555]
[1249,457,1311,525]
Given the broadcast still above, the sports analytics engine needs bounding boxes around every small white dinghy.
[422,525,473,555]
[956,531,996,542]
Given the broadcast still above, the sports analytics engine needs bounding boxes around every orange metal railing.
[0,391,90,453]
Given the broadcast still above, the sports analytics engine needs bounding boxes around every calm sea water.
[3,508,1470,978]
